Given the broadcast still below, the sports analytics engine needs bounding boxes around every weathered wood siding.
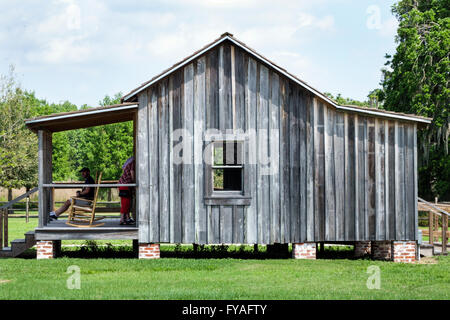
[137,41,418,244]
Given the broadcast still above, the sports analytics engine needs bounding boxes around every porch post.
[38,130,52,228]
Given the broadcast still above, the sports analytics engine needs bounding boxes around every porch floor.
[34,218,138,241]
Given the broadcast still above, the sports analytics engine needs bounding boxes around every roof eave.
[25,103,138,133]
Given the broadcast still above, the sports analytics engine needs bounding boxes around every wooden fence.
[418,197,449,254]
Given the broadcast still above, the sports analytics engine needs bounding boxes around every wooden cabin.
[26,33,431,262]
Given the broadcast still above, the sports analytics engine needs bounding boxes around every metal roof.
[25,103,138,132]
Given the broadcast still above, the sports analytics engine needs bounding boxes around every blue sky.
[0,0,399,107]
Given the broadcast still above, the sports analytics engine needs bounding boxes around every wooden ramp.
[418,197,449,256]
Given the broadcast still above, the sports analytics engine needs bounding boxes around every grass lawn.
[1,217,449,300]
[0,251,449,299]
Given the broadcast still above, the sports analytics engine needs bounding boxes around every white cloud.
[378,17,398,37]
[26,36,92,64]
[36,0,82,35]
[316,15,335,30]
[270,51,311,76]
[298,13,335,30]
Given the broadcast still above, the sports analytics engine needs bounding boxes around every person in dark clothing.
[49,168,95,221]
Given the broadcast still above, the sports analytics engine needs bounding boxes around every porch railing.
[41,182,137,224]
[0,187,38,250]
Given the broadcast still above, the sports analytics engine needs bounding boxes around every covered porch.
[25,103,139,242]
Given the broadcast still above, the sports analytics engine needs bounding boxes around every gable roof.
[124,32,430,125]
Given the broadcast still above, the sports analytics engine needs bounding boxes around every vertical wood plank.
[169,76,175,242]
[405,125,415,239]
[395,122,405,240]
[206,48,219,130]
[344,114,356,240]
[305,94,315,241]
[183,64,195,243]
[210,206,220,243]
[257,64,270,244]
[234,47,246,131]
[194,57,207,244]
[324,106,336,241]
[289,83,300,243]
[375,119,386,240]
[298,89,307,242]
[231,45,236,129]
[269,72,280,243]
[159,81,170,242]
[357,117,367,239]
[279,78,291,242]
[219,44,232,130]
[363,117,369,239]
[149,88,160,242]
[367,118,376,240]
[388,122,396,239]
[137,92,150,243]
[245,57,258,244]
[334,112,345,240]
[314,99,325,241]
[172,71,183,243]
[207,206,213,243]
[233,206,245,243]
[220,206,233,243]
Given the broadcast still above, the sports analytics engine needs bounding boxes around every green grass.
[1,218,449,300]
[0,251,449,299]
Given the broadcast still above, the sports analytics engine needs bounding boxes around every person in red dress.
[118,156,135,225]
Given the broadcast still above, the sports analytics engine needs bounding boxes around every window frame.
[204,136,251,206]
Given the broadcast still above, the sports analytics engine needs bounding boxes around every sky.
[0,0,399,108]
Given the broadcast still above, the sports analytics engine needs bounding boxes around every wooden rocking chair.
[66,172,105,227]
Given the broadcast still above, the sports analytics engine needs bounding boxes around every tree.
[381,0,449,199]
[0,66,38,195]
[323,92,372,107]
[367,89,385,108]
[68,93,133,200]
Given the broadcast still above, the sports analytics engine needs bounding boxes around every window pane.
[213,168,224,190]
[213,143,224,166]
[213,141,243,166]
[213,168,242,191]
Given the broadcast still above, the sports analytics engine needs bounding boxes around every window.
[212,141,243,191]
[204,139,250,205]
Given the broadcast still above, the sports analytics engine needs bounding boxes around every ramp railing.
[418,197,449,255]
